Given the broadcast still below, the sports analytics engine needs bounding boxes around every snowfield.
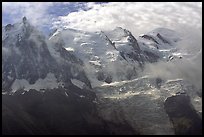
[11,73,63,93]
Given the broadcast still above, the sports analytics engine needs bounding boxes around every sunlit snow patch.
[65,47,75,52]
[11,73,63,93]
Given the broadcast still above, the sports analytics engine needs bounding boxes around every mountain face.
[2,17,91,94]
[2,18,138,135]
[2,18,202,135]
[94,77,202,135]
[49,27,142,86]
[49,26,180,87]
[2,17,182,93]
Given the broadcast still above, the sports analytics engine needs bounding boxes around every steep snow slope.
[138,27,183,61]
[49,27,184,88]
[104,27,143,64]
[49,28,143,87]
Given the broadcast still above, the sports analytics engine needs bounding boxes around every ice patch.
[71,79,85,89]
[166,79,183,83]
[89,60,101,66]
[11,73,62,93]
[79,95,85,98]
[100,76,148,87]
[65,47,75,52]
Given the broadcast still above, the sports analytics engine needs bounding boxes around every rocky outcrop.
[2,88,138,135]
[164,94,202,135]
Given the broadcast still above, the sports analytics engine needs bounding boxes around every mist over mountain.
[2,13,202,135]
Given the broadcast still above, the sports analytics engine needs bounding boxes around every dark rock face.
[139,32,172,48]
[119,30,145,67]
[143,50,160,63]
[155,78,162,89]
[164,94,202,135]
[157,33,170,44]
[97,71,105,81]
[2,88,137,135]
[5,24,14,31]
[140,34,159,44]
[22,17,27,24]
[2,88,105,135]
[96,71,112,84]
[104,75,112,84]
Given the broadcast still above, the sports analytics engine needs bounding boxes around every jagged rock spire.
[23,16,27,24]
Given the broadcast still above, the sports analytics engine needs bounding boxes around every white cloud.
[3,2,201,37]
[2,2,54,27]
[141,55,202,89]
[53,2,202,37]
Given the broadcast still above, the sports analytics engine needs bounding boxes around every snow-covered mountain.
[49,26,183,88]
[2,18,202,135]
[2,17,185,93]
[49,27,142,87]
[2,17,91,94]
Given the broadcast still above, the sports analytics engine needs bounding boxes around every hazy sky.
[2,2,202,37]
